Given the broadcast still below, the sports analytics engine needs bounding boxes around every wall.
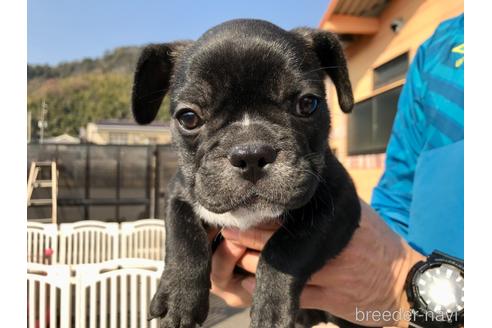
[85,123,172,145]
[328,0,464,202]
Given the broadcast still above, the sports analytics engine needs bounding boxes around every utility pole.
[27,111,32,143]
[38,99,48,144]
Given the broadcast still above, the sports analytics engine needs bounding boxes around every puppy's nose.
[229,144,277,183]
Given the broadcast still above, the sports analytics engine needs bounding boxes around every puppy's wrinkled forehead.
[173,22,313,111]
[131,19,353,126]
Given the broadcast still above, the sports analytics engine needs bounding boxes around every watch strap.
[406,251,464,328]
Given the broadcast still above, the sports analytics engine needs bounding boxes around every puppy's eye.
[176,110,203,130]
[296,95,320,117]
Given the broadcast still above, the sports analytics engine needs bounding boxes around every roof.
[44,133,80,144]
[87,119,171,133]
[95,119,170,128]
[333,0,388,17]
[319,0,390,37]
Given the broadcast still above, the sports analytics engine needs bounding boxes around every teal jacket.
[371,14,464,259]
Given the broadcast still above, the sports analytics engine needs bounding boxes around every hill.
[28,46,171,139]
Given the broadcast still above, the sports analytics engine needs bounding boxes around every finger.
[211,239,246,286]
[212,286,252,308]
[222,228,275,251]
[207,226,221,243]
[212,274,255,308]
[240,276,256,294]
[237,250,260,274]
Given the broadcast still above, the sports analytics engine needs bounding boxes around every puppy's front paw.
[149,284,209,328]
[149,288,168,320]
[250,299,296,328]
[157,312,202,328]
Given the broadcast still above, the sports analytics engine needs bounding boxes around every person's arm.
[210,199,425,327]
[371,41,428,239]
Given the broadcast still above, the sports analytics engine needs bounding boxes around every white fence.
[27,260,163,328]
[27,219,166,266]
[59,221,120,265]
[27,264,71,328]
[75,259,162,328]
[27,220,166,327]
[120,219,166,260]
[27,222,58,264]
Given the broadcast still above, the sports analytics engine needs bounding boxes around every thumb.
[222,228,274,251]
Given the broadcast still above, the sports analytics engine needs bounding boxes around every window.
[148,137,158,144]
[109,133,128,144]
[374,53,408,89]
[347,86,402,155]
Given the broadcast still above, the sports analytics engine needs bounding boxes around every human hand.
[207,223,277,308]
[209,200,425,327]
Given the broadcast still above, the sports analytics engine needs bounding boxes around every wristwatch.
[405,250,464,328]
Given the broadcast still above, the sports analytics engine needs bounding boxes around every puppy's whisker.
[279,222,296,238]
[301,152,324,161]
[286,166,334,216]
[294,168,324,184]
[312,183,336,217]
[302,65,342,75]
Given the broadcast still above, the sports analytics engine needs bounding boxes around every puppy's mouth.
[225,191,283,213]
[194,195,284,230]
[238,194,261,207]
[193,151,321,220]
[194,197,284,230]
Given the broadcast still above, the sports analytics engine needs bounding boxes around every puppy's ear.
[291,28,354,113]
[132,42,192,124]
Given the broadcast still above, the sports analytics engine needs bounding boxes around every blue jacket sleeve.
[370,44,428,238]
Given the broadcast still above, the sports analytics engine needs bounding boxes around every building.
[44,133,80,144]
[83,119,172,145]
[319,0,463,201]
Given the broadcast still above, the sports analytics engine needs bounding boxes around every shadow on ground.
[203,295,250,327]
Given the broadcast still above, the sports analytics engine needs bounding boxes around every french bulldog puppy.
[132,19,363,328]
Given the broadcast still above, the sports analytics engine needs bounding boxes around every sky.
[28,0,330,65]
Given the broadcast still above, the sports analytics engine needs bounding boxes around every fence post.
[84,145,90,220]
[116,146,121,221]
[154,146,160,219]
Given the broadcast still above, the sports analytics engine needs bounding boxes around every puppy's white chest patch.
[194,204,283,230]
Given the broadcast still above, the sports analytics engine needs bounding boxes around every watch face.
[414,263,464,315]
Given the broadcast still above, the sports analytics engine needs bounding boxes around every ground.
[204,295,338,327]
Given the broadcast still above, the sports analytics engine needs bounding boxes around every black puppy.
[132,19,362,328]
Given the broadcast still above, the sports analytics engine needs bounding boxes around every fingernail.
[241,277,256,293]
[222,228,239,241]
